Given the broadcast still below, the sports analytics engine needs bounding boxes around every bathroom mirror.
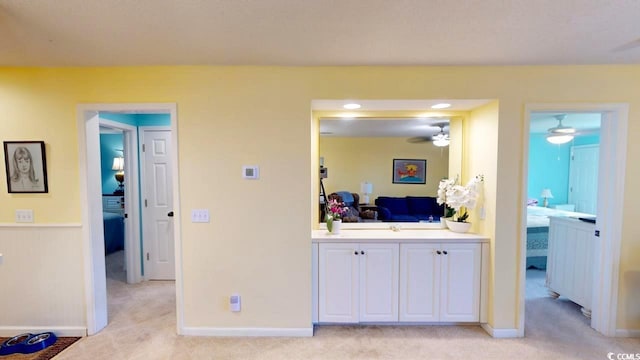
[317,116,463,227]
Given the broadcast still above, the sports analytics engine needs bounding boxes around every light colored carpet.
[57,266,639,359]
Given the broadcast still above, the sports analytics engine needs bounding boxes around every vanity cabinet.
[399,243,481,322]
[318,243,399,323]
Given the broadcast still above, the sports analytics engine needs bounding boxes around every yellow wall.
[319,137,449,199]
[1,65,639,333]
[466,101,500,324]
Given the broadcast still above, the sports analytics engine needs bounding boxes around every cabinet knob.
[436,250,442,255]
[443,250,448,255]
[360,250,365,255]
[354,251,358,255]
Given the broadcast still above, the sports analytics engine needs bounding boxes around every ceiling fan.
[546,114,576,144]
[407,123,450,147]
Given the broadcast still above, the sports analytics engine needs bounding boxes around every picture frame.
[392,158,426,184]
[4,141,48,193]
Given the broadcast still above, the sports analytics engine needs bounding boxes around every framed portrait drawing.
[4,141,48,193]
[392,159,426,184]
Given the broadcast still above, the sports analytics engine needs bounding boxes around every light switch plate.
[15,209,34,223]
[0,253,3,265]
[191,209,210,223]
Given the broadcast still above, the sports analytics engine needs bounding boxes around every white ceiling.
[320,117,449,138]
[530,112,601,134]
[319,111,601,138]
[1,0,639,66]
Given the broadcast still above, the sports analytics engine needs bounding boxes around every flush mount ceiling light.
[546,114,575,144]
[343,103,361,110]
[431,103,451,109]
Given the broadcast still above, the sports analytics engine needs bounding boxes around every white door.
[440,243,481,322]
[568,145,599,214]
[318,243,359,323]
[359,243,399,322]
[399,243,440,322]
[141,129,175,280]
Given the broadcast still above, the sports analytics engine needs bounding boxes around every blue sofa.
[374,196,444,222]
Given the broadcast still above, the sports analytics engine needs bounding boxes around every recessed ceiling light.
[431,103,451,109]
[343,103,361,110]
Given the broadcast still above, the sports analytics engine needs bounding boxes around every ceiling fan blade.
[407,136,431,143]
[612,37,640,52]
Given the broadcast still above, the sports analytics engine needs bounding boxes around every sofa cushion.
[389,214,419,222]
[375,197,410,215]
[406,196,440,216]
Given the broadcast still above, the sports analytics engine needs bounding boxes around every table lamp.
[360,182,373,204]
[112,156,125,195]
[540,188,553,208]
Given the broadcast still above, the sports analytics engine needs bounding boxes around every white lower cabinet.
[317,241,482,324]
[318,243,399,323]
[399,243,481,322]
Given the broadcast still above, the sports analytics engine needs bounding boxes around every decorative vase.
[441,217,453,228]
[329,219,342,235]
[446,219,472,233]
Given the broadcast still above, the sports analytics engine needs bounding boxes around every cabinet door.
[440,243,481,322]
[399,243,440,322]
[359,243,399,322]
[318,243,359,323]
[547,218,571,295]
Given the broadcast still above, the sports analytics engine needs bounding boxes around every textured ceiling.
[1,0,639,66]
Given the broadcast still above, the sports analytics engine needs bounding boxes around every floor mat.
[0,336,81,360]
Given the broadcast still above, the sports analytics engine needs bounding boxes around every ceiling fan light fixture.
[546,133,574,144]
[433,138,449,147]
[432,130,450,147]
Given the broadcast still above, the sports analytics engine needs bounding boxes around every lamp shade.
[112,157,124,171]
[540,188,554,199]
[360,182,373,194]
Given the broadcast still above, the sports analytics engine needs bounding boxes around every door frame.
[77,103,183,335]
[519,103,628,337]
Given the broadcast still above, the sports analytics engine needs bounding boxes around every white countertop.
[312,229,489,243]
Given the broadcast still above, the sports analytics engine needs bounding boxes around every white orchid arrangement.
[437,175,484,223]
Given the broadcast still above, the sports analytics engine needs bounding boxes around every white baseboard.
[616,329,640,337]
[181,327,313,337]
[480,323,520,338]
[0,326,86,337]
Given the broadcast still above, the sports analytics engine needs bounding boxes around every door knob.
[167,211,174,217]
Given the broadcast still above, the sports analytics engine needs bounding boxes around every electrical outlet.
[191,209,210,223]
[15,209,34,223]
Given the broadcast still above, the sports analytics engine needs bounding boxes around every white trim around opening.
[519,103,628,338]
[77,103,183,336]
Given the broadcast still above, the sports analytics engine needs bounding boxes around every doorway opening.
[520,104,628,337]
[77,103,183,335]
